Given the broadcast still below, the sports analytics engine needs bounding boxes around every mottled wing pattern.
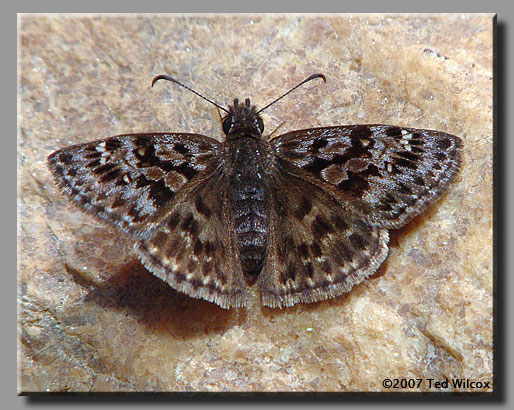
[134,172,248,308]
[261,170,389,308]
[272,125,462,229]
[48,133,247,308]
[48,133,219,238]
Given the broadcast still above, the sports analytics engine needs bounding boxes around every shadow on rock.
[74,261,244,339]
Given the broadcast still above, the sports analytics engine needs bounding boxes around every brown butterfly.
[48,74,462,309]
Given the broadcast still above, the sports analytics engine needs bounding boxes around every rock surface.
[18,14,493,392]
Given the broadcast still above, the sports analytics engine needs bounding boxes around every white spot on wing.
[96,141,106,152]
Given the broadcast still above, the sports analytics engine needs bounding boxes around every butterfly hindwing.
[271,125,462,229]
[134,171,248,308]
[260,169,389,308]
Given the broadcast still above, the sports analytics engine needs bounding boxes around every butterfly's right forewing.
[272,125,462,229]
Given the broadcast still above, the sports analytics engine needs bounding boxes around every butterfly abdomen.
[226,138,270,280]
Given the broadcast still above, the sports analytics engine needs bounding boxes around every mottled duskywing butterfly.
[48,74,462,309]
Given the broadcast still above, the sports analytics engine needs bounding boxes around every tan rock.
[18,14,493,392]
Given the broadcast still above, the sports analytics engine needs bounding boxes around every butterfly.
[47,73,462,309]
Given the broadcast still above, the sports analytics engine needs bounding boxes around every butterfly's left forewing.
[48,133,220,237]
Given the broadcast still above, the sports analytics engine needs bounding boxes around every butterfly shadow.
[80,261,243,339]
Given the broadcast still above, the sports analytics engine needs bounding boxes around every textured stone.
[18,14,493,392]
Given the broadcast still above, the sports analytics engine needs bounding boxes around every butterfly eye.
[257,117,264,133]
[222,116,233,135]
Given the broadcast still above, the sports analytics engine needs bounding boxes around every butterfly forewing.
[271,125,462,229]
[48,133,220,237]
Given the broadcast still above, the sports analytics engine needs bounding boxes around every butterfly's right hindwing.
[261,169,389,308]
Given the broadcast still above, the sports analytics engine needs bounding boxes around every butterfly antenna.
[151,74,230,115]
[256,73,327,114]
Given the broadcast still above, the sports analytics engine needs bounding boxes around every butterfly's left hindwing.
[134,171,248,309]
[271,125,462,229]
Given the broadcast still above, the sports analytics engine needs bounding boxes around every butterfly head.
[222,98,265,139]
[151,73,326,141]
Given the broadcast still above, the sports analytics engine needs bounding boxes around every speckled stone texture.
[18,14,493,392]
